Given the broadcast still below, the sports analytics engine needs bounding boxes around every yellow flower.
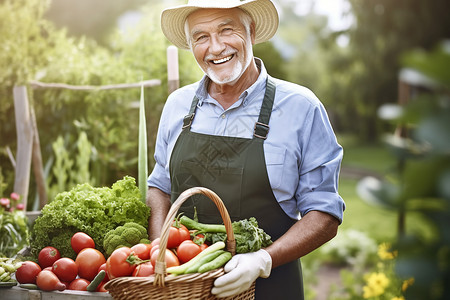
[363,272,390,298]
[402,277,414,291]
[392,297,405,300]
[378,242,398,260]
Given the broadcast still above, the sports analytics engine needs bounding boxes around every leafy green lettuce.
[30,176,150,259]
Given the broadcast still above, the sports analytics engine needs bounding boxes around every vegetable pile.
[13,232,110,292]
[9,214,273,293]
[180,216,273,253]
[30,176,150,259]
[0,258,22,287]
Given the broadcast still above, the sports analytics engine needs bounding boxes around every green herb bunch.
[30,176,150,259]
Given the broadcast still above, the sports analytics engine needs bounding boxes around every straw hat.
[161,0,279,49]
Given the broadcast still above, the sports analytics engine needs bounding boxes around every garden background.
[1,0,449,299]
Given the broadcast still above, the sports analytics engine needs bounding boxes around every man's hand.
[211,249,272,298]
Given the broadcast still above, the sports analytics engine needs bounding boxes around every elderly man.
[147,0,345,299]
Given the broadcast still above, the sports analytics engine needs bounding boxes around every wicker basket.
[104,187,255,300]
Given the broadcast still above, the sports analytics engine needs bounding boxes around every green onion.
[138,84,148,203]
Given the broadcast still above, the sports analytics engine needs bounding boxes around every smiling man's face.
[186,8,255,85]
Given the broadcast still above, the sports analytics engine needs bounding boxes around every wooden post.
[30,105,48,208]
[13,86,33,208]
[167,45,179,94]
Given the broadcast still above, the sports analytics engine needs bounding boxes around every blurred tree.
[332,0,450,140]
[280,0,450,141]
[0,0,202,204]
[44,0,147,44]
[254,41,287,80]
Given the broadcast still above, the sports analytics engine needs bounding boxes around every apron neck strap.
[182,76,277,138]
[254,76,276,140]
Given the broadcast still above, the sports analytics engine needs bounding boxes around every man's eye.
[195,35,207,42]
[222,28,233,33]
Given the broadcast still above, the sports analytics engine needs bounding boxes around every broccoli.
[103,222,150,256]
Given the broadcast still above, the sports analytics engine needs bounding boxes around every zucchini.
[184,250,225,274]
[198,251,232,273]
[86,270,106,292]
[19,283,38,290]
[167,241,225,275]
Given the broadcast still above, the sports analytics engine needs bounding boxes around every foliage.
[46,131,94,203]
[279,0,450,141]
[357,41,450,299]
[329,242,412,300]
[0,0,202,204]
[0,193,29,257]
[319,229,378,269]
[30,176,150,260]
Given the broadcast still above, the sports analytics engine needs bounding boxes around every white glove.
[211,249,272,298]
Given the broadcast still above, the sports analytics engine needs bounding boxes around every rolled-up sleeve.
[296,104,345,223]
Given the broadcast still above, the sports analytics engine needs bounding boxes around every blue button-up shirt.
[148,58,345,222]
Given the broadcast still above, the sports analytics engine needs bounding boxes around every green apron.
[169,77,304,299]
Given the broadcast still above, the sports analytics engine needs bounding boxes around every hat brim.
[161,0,279,49]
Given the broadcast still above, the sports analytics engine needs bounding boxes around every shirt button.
[221,114,226,119]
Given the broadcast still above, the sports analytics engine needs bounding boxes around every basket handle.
[154,187,236,287]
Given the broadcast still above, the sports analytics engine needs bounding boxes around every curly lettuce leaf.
[30,176,150,259]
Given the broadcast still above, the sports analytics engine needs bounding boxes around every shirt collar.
[195,58,269,106]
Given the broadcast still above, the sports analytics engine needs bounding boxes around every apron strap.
[182,96,199,129]
[254,76,276,140]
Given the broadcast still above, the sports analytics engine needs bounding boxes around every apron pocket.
[173,160,243,222]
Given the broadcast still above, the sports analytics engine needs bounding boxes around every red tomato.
[106,247,136,279]
[150,238,160,248]
[150,244,159,257]
[75,248,106,281]
[97,263,109,282]
[36,270,66,291]
[96,282,108,292]
[131,243,152,260]
[150,248,180,269]
[38,246,61,269]
[167,224,190,249]
[15,261,41,284]
[177,240,202,264]
[132,262,155,277]
[71,232,95,254]
[200,243,208,251]
[68,278,90,291]
[52,257,78,282]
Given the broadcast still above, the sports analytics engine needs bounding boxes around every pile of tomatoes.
[106,222,208,278]
[14,223,209,292]
[15,232,108,292]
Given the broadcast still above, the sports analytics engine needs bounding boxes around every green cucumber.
[0,281,17,288]
[19,283,38,290]
[167,241,225,275]
[184,250,226,274]
[86,270,106,292]
[0,272,10,282]
[198,251,232,273]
